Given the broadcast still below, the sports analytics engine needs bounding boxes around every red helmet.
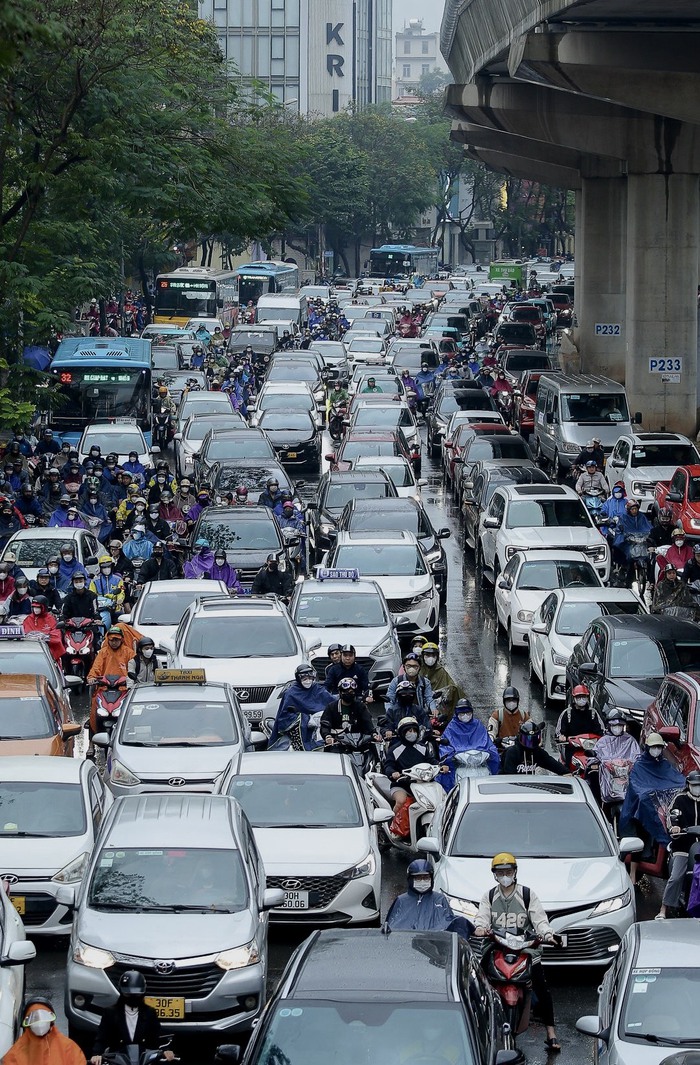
[572,684,590,698]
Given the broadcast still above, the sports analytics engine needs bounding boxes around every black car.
[228,328,278,357]
[566,614,700,731]
[455,434,536,507]
[427,383,497,457]
[256,410,320,469]
[240,929,511,1065]
[192,427,276,485]
[494,322,538,349]
[337,496,450,603]
[192,504,299,588]
[307,470,397,565]
[462,462,547,551]
[210,460,294,500]
[500,349,557,385]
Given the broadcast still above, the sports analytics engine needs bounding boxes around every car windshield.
[206,436,274,460]
[349,338,385,353]
[505,353,551,372]
[295,590,386,628]
[451,801,611,858]
[621,967,700,1043]
[506,499,591,528]
[88,846,248,913]
[354,407,413,429]
[180,396,231,420]
[609,638,666,678]
[0,647,56,685]
[268,364,318,384]
[348,509,427,538]
[0,695,54,739]
[183,616,297,658]
[82,431,144,454]
[227,774,362,827]
[467,439,529,461]
[630,444,698,468]
[555,601,643,636]
[325,481,392,510]
[560,393,630,424]
[511,307,541,322]
[340,441,396,461]
[0,782,86,837]
[356,463,414,488]
[185,416,239,443]
[259,393,313,413]
[498,324,536,343]
[259,412,315,432]
[197,516,281,551]
[6,538,77,567]
[138,590,224,625]
[254,1003,474,1065]
[516,560,599,591]
[334,545,426,577]
[121,698,237,746]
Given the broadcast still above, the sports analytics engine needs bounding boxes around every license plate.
[11,896,25,915]
[144,997,185,1020]
[282,890,309,909]
[285,451,298,459]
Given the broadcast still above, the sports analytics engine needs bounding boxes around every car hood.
[551,633,581,659]
[631,465,681,484]
[263,429,316,446]
[366,575,432,597]
[0,834,90,876]
[435,855,627,911]
[253,827,369,875]
[506,528,599,548]
[513,589,557,614]
[115,743,240,779]
[135,622,178,648]
[78,907,257,959]
[603,677,661,708]
[298,623,390,657]
[175,655,297,687]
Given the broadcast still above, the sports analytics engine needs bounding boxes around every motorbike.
[493,390,514,426]
[558,732,600,777]
[582,489,606,520]
[366,762,446,854]
[669,814,700,915]
[91,673,129,741]
[328,404,347,442]
[153,406,171,451]
[60,617,97,689]
[326,729,376,773]
[103,1039,175,1065]
[598,757,635,833]
[480,931,554,1037]
[625,533,649,596]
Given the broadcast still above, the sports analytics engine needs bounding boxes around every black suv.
[191,504,300,588]
[426,381,497,457]
[239,929,512,1065]
[307,470,396,565]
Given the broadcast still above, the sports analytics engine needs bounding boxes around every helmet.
[407,858,434,888]
[395,680,416,703]
[455,698,473,713]
[235,485,248,499]
[585,459,597,468]
[645,732,666,750]
[572,683,590,699]
[397,716,420,739]
[625,498,640,511]
[502,685,520,705]
[107,626,123,639]
[664,563,677,576]
[98,554,112,566]
[606,709,629,727]
[137,637,155,653]
[341,644,356,655]
[687,770,700,788]
[158,385,168,396]
[422,642,439,659]
[658,507,672,523]
[36,568,50,579]
[519,720,542,748]
[118,970,147,998]
[295,664,316,684]
[402,651,420,665]
[337,677,358,696]
[491,852,517,871]
[266,478,279,488]
[194,537,209,549]
[31,596,48,610]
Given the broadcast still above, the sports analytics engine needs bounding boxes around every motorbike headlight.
[53,851,89,884]
[74,941,115,969]
[340,853,376,880]
[551,650,569,667]
[215,940,261,971]
[590,890,631,916]
[516,610,533,623]
[110,760,140,787]
[446,895,479,920]
[371,633,396,658]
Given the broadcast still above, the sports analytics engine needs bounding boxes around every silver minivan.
[62,794,283,1038]
[533,373,641,478]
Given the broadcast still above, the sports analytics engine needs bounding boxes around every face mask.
[61,553,73,562]
[215,557,226,567]
[423,654,437,667]
[504,700,519,712]
[613,490,623,498]
[412,878,431,894]
[300,677,314,690]
[689,785,700,799]
[181,486,191,494]
[457,712,473,723]
[649,746,664,759]
[141,648,154,660]
[675,539,686,547]
[610,725,624,736]
[405,730,419,743]
[412,645,423,656]
[100,566,112,575]
[73,581,85,591]
[133,531,142,540]
[149,511,159,520]
[16,585,28,594]
[32,606,42,615]
[405,663,419,676]
[268,561,279,571]
[574,697,588,709]
[496,874,515,888]
[28,1020,52,1037]
[340,693,355,704]
[48,565,59,574]
[157,476,166,484]
[122,996,142,1008]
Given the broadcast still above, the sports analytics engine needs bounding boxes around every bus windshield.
[370,252,412,278]
[155,280,217,320]
[51,368,151,432]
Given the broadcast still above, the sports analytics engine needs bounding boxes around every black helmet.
[395,680,416,703]
[503,686,520,706]
[327,643,343,656]
[687,770,700,788]
[295,664,316,684]
[31,596,48,610]
[519,720,542,749]
[137,636,155,653]
[606,709,628,727]
[119,970,147,998]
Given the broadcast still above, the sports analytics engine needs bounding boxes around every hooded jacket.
[386,868,461,931]
[440,714,500,781]
[183,547,215,579]
[3,1024,85,1065]
[23,606,65,662]
[57,556,87,592]
[620,750,686,844]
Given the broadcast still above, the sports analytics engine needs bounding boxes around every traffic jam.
[3,259,700,1065]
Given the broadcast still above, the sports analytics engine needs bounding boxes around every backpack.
[489,884,531,909]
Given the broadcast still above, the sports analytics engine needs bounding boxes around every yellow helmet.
[98,554,112,566]
[491,852,517,870]
[422,642,439,655]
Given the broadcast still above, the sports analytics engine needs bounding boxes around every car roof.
[335,530,419,547]
[590,614,700,639]
[321,470,393,484]
[298,577,382,596]
[0,674,45,696]
[106,794,241,846]
[501,484,573,498]
[632,919,700,965]
[189,595,285,616]
[346,497,422,514]
[463,775,583,804]
[2,528,84,540]
[201,505,276,522]
[238,751,352,776]
[128,682,231,703]
[138,579,228,594]
[625,432,692,444]
[0,755,85,782]
[80,423,144,438]
[554,587,643,604]
[285,929,457,1000]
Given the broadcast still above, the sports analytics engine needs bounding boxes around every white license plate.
[283,890,310,909]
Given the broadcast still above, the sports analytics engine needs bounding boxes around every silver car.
[97,679,256,795]
[63,794,283,1037]
[0,885,36,1059]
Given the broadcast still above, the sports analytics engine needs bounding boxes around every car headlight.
[631,482,644,496]
[590,889,631,916]
[551,650,569,667]
[591,546,607,562]
[341,853,376,880]
[446,894,479,920]
[53,851,89,884]
[516,610,533,623]
[410,590,432,607]
[110,760,140,787]
[371,634,396,658]
[215,940,261,970]
[505,546,519,560]
[74,941,115,969]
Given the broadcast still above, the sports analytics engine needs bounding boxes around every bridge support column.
[624,173,699,433]
[577,175,627,382]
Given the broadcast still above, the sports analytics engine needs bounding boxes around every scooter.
[450,748,491,782]
[92,674,129,740]
[153,407,171,451]
[103,1039,176,1065]
[366,762,446,854]
[60,617,97,690]
[558,733,600,776]
[481,931,562,1038]
[328,404,347,442]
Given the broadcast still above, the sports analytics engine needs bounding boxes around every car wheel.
[476,546,488,586]
[534,438,546,466]
[553,451,563,482]
[508,622,522,655]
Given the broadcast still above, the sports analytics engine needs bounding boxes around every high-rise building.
[393,17,447,97]
[200,0,392,116]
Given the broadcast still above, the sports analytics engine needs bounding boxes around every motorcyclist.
[487,686,530,744]
[82,488,112,543]
[87,627,133,753]
[127,636,158,686]
[145,501,172,543]
[326,380,349,417]
[4,998,84,1065]
[29,568,63,612]
[683,542,700,589]
[656,769,700,919]
[573,438,605,472]
[251,553,294,597]
[501,720,569,776]
[36,427,61,457]
[208,549,245,593]
[277,500,306,572]
[385,858,473,936]
[4,575,32,620]
[382,679,433,737]
[15,483,43,522]
[362,376,383,394]
[257,478,281,509]
[592,710,641,816]
[575,459,609,499]
[320,676,375,746]
[382,715,442,812]
[122,450,147,486]
[139,540,178,583]
[122,524,153,565]
[61,570,99,627]
[324,643,371,699]
[656,526,693,579]
[183,537,215,579]
[555,683,605,771]
[269,664,334,749]
[620,732,686,886]
[647,506,675,552]
[474,854,561,1052]
[386,653,435,721]
[231,485,250,506]
[418,642,462,718]
[651,562,700,620]
[599,482,628,566]
[22,597,65,662]
[618,498,652,584]
[489,369,513,398]
[89,554,124,629]
[91,969,174,1065]
[440,699,500,788]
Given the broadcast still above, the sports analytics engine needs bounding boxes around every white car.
[250,382,321,428]
[494,549,603,651]
[77,422,154,466]
[0,757,110,935]
[119,578,229,650]
[607,432,699,505]
[1,527,101,583]
[326,531,439,637]
[345,336,388,365]
[185,317,224,334]
[528,587,648,702]
[479,483,610,583]
[289,572,401,696]
[160,595,320,724]
[351,455,425,500]
[0,886,36,1059]
[175,389,235,433]
[140,325,195,342]
[216,752,389,925]
[174,410,245,478]
[419,776,640,968]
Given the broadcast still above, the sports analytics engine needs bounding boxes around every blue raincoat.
[619,750,686,844]
[269,681,334,750]
[439,715,500,789]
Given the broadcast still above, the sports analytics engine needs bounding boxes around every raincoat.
[122,535,153,562]
[210,559,245,594]
[81,498,113,543]
[420,661,461,717]
[57,556,87,592]
[594,732,641,804]
[620,750,686,844]
[439,715,500,789]
[183,547,215,579]
[651,577,700,621]
[23,606,65,663]
[3,1025,85,1065]
[386,885,462,932]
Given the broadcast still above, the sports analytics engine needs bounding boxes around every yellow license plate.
[11,896,25,915]
[144,996,185,1020]
[286,451,298,459]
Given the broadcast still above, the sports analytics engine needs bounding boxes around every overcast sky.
[393,0,446,35]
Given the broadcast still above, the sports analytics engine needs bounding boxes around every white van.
[256,293,307,328]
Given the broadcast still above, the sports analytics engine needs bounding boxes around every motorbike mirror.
[372,808,394,824]
[250,730,266,746]
[416,837,440,855]
[658,726,682,745]
[437,527,451,538]
[63,675,82,690]
[575,1016,608,1042]
[150,444,161,454]
[215,1046,241,1065]
[262,888,285,910]
[61,722,82,739]
[618,836,644,856]
[92,732,111,747]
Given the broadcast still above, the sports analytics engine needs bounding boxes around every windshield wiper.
[631,1034,686,1046]
[1,830,63,838]
[143,904,234,913]
[89,901,143,911]
[156,740,211,747]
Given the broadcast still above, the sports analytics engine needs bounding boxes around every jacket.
[139,554,178,583]
[620,750,686,844]
[92,1003,162,1055]
[501,742,568,776]
[325,660,371,697]
[440,715,500,780]
[88,641,132,683]
[251,565,294,597]
[667,791,700,853]
[419,662,461,717]
[23,610,65,662]
[385,673,435,716]
[62,589,99,621]
[386,887,458,931]
[320,699,374,739]
[555,704,605,739]
[4,1026,85,1065]
[383,737,438,778]
[475,883,552,958]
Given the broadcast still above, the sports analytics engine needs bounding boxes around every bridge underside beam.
[463,146,581,189]
[450,121,622,178]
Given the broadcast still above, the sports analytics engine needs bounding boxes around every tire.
[553,451,563,483]
[508,622,522,655]
[534,438,546,467]
[476,546,489,588]
[635,560,647,599]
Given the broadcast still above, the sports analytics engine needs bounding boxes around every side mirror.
[173,433,182,442]
[531,622,548,635]
[150,444,161,455]
[262,888,285,910]
[0,940,36,967]
[497,578,511,590]
[483,516,500,529]
[372,808,394,824]
[576,1016,608,1042]
[64,675,82,690]
[659,725,682,745]
[215,1047,240,1065]
[416,837,440,855]
[249,730,266,746]
[192,453,201,461]
[55,884,76,909]
[304,636,322,652]
[667,491,682,503]
[61,722,82,739]
[325,453,336,462]
[578,661,598,676]
[92,732,111,748]
[608,458,623,468]
[159,637,175,654]
[444,439,453,449]
[118,613,132,623]
[634,412,643,425]
[437,528,451,539]
[619,836,644,855]
[418,479,428,487]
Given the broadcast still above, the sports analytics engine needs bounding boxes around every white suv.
[607,431,699,505]
[159,596,320,723]
[478,483,610,584]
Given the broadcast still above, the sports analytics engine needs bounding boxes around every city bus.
[154,266,239,327]
[47,337,152,445]
[488,260,526,287]
[368,245,440,281]
[234,261,299,307]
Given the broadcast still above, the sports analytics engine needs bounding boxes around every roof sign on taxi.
[153,668,207,685]
[316,567,360,582]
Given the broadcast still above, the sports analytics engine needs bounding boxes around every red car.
[443,423,512,490]
[508,304,547,343]
[512,370,548,438]
[654,464,700,537]
[643,670,700,774]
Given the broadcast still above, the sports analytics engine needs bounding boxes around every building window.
[402,64,411,78]
[422,64,430,74]
[271,35,284,59]
[403,40,411,54]
[422,40,429,53]
[214,0,226,8]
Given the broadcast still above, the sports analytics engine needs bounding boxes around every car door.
[596,942,627,1065]
[530,592,557,679]
[463,470,484,545]
[657,679,694,773]
[567,622,597,689]
[480,491,504,570]
[494,554,519,630]
[609,439,630,485]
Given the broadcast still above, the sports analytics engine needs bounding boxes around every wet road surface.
[25,435,662,1065]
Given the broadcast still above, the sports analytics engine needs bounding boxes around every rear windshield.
[324,480,393,510]
[505,353,551,372]
[498,324,536,343]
